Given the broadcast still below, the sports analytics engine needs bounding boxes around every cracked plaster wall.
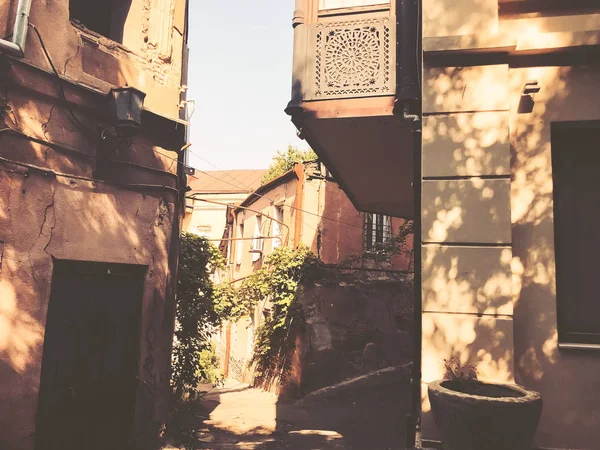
[0,169,176,449]
[0,1,187,448]
[2,0,186,119]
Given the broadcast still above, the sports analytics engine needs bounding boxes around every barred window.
[364,213,392,251]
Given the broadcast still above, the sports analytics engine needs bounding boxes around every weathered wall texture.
[510,65,600,450]
[2,0,186,120]
[297,270,413,393]
[217,269,413,396]
[0,0,187,448]
[230,164,413,281]
[422,3,600,448]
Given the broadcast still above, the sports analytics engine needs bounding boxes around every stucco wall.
[510,65,600,450]
[0,170,176,449]
[232,178,299,281]
[421,3,600,448]
[184,192,251,241]
[0,1,186,448]
[2,0,186,120]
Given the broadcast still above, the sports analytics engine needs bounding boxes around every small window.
[552,124,600,346]
[235,222,244,265]
[272,206,284,250]
[196,225,211,238]
[250,216,264,261]
[364,213,392,251]
[69,0,132,44]
[225,225,233,263]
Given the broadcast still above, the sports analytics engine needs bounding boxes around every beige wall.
[0,1,187,448]
[184,192,251,242]
[231,178,299,281]
[422,3,600,449]
[421,62,514,440]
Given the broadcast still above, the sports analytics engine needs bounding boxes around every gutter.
[0,0,33,57]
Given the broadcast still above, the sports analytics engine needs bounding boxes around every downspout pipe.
[0,0,34,58]
[396,0,422,447]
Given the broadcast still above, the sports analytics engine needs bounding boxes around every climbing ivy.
[213,245,317,383]
[171,232,224,398]
[250,246,316,382]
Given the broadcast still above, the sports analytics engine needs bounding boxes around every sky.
[186,0,309,172]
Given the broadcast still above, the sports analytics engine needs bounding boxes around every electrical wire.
[28,24,97,138]
[0,127,178,178]
[182,150,366,231]
[130,132,378,233]
[24,23,389,235]
[0,154,179,195]
[189,150,265,194]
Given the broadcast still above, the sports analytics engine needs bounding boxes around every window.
[69,0,132,44]
[319,0,389,10]
[235,222,244,265]
[552,124,600,346]
[196,225,211,238]
[364,213,392,251]
[250,216,264,261]
[225,225,233,263]
[272,206,284,250]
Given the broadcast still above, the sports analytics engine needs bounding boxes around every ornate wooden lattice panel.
[309,17,395,100]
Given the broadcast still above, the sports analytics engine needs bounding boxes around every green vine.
[171,232,224,399]
[213,246,317,383]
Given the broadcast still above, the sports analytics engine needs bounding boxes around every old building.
[212,160,412,391]
[0,1,189,449]
[287,0,600,449]
[183,169,266,242]
[229,161,411,278]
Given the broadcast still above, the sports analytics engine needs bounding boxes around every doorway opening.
[35,260,146,450]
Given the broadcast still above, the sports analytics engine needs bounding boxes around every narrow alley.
[168,365,412,450]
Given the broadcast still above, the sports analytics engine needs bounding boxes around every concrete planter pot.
[428,380,542,450]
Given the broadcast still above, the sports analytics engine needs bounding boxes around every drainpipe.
[0,0,34,58]
[286,0,307,115]
[396,0,422,448]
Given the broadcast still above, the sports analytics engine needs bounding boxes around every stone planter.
[428,380,542,450]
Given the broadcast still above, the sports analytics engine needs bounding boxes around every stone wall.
[297,268,413,393]
[217,268,414,397]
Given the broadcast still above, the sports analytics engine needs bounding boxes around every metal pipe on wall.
[0,0,33,57]
[396,0,422,447]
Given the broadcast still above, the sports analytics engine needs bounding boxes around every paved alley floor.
[170,368,412,450]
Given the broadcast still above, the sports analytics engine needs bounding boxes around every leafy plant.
[199,344,225,386]
[171,232,224,398]
[211,246,316,384]
[261,146,317,185]
[443,357,479,383]
[250,245,316,382]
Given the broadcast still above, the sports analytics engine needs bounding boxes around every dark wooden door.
[36,261,145,450]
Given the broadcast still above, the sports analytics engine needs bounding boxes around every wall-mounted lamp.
[523,81,541,95]
[518,81,541,114]
[108,86,146,136]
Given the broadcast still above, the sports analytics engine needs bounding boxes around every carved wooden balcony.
[287,0,416,218]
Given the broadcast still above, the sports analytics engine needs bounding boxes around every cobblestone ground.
[167,371,411,450]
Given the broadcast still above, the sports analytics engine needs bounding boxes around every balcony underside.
[291,97,414,218]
